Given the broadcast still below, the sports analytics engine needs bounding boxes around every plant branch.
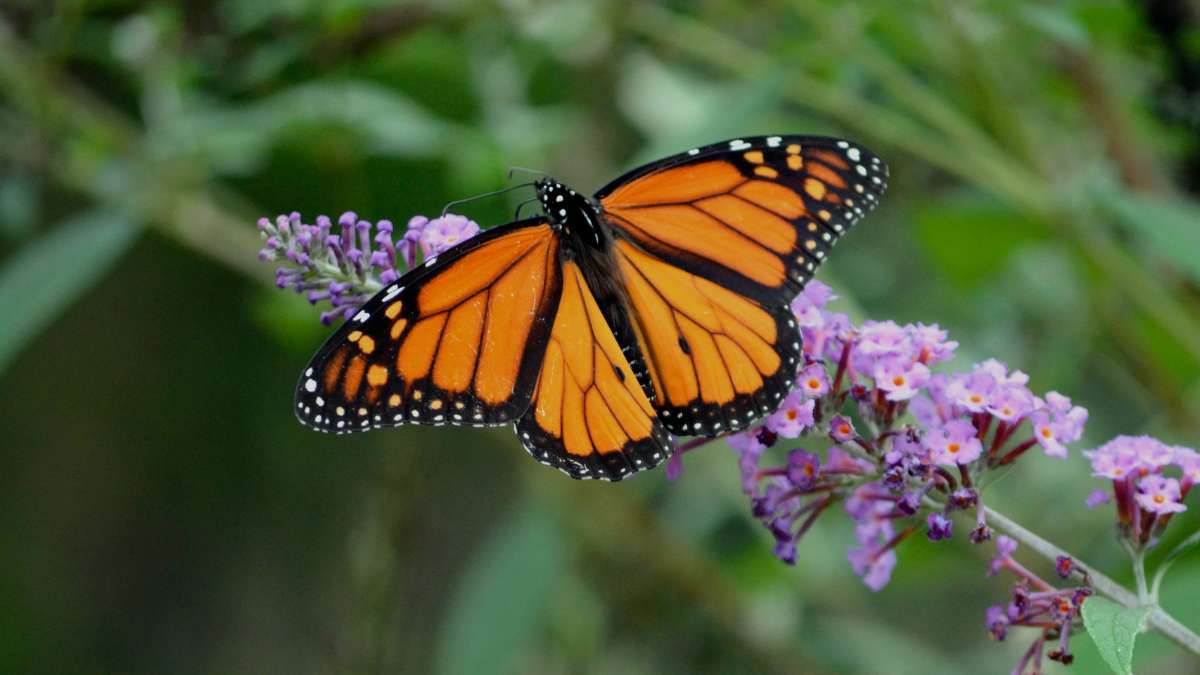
[983,506,1200,656]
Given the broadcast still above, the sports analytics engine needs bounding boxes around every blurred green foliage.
[2,1,1199,673]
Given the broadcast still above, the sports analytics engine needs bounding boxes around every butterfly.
[295,135,887,480]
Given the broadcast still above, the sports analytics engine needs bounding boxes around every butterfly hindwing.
[596,135,887,305]
[295,219,562,432]
[515,260,673,480]
[612,239,801,437]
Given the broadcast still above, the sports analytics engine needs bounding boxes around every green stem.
[984,506,1200,657]
[1133,548,1150,605]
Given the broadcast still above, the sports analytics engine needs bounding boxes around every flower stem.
[983,506,1200,657]
[1133,549,1150,605]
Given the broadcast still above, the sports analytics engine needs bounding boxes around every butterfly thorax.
[536,178,608,254]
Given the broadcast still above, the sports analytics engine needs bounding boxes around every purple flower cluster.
[984,536,1092,670]
[257,211,479,324]
[1083,436,1197,547]
[714,281,1089,592]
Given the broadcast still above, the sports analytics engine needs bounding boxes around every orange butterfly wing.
[598,136,887,305]
[295,219,562,431]
[595,136,887,435]
[516,261,672,480]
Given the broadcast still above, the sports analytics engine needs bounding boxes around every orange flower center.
[837,424,851,435]
[1041,427,1053,438]
[807,378,821,389]
[969,395,983,404]
[1154,494,1166,504]
[786,410,798,421]
[892,376,906,386]
[947,443,960,454]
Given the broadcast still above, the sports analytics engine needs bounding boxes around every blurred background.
[2,1,1199,673]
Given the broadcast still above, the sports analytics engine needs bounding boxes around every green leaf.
[1081,596,1152,675]
[435,501,564,675]
[1102,191,1200,285]
[0,209,139,375]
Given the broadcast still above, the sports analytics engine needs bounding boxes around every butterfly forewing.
[295,219,562,432]
[596,135,888,305]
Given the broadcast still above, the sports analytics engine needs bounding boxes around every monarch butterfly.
[295,135,887,480]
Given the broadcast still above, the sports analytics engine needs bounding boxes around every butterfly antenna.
[513,196,541,220]
[507,166,549,181]
[441,182,534,218]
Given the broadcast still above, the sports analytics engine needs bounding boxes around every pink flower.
[828,416,856,443]
[986,384,1034,423]
[925,419,983,466]
[854,321,913,371]
[795,363,830,398]
[1083,439,1139,479]
[825,446,874,474]
[765,391,815,438]
[1174,447,1200,483]
[1131,436,1174,471]
[910,323,958,365]
[845,485,900,591]
[790,280,836,316]
[848,544,897,592]
[976,359,1029,386]
[419,214,480,257]
[727,429,768,494]
[1030,411,1067,459]
[945,372,994,413]
[873,359,930,402]
[1136,475,1187,514]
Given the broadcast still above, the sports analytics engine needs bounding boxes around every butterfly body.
[296,136,888,480]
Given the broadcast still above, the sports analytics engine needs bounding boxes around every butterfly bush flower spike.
[721,279,1092,597]
[1081,435,1195,548]
[258,211,480,324]
[982,535,1093,671]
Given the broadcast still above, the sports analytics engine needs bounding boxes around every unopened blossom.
[987,535,1018,577]
[1085,489,1112,509]
[258,211,480,324]
[927,512,953,541]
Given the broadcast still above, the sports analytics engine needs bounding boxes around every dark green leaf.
[1081,596,1151,675]
[0,209,139,374]
[435,501,564,675]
